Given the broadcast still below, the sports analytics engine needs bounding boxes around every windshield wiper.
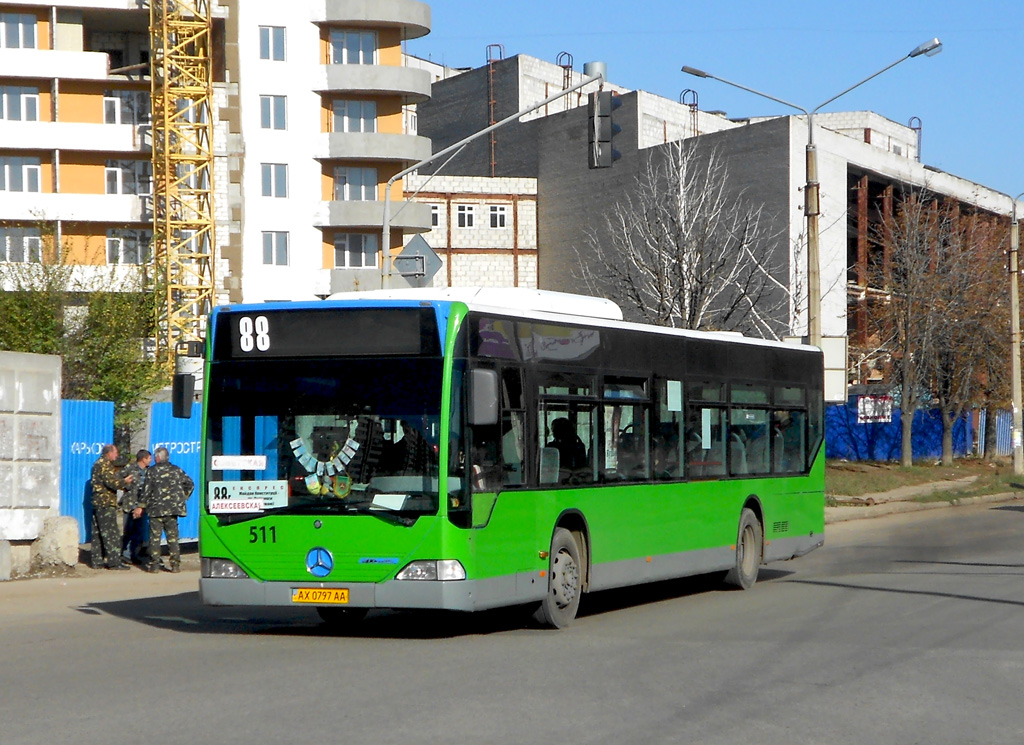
[348,504,417,527]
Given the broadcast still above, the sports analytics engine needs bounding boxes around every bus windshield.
[205,357,443,520]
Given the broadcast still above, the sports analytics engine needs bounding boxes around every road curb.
[825,490,1024,524]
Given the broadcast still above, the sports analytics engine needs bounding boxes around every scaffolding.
[150,0,216,365]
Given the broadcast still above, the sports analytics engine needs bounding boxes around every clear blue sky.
[407,0,1022,203]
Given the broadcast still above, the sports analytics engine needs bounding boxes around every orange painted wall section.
[60,152,107,194]
[59,83,106,124]
[62,225,108,265]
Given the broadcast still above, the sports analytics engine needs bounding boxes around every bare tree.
[925,211,1008,464]
[872,190,944,466]
[576,141,791,338]
[871,190,1007,466]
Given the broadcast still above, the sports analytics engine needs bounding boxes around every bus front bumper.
[200,573,546,612]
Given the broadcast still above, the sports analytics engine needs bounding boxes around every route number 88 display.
[238,315,270,352]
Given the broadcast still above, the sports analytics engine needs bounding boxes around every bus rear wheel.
[534,528,582,628]
[316,606,368,628]
[724,508,762,590]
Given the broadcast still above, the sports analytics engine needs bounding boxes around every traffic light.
[587,90,622,169]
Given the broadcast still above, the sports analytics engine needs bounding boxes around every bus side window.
[602,403,648,481]
[773,409,807,473]
[539,406,594,486]
[501,411,524,485]
[686,406,725,478]
[653,378,684,481]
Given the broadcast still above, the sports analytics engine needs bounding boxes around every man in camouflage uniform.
[90,444,134,570]
[140,446,194,573]
[120,449,151,566]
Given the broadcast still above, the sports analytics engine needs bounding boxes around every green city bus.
[189,288,824,628]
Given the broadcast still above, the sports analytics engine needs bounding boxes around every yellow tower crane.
[150,0,216,367]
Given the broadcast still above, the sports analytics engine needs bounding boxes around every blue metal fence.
[148,401,202,540]
[825,402,972,461]
[60,400,115,544]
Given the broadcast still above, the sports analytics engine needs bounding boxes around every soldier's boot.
[145,561,160,573]
[170,560,181,573]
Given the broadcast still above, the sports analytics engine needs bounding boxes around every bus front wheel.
[724,508,762,590]
[534,528,583,628]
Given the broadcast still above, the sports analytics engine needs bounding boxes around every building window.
[176,162,209,192]
[104,90,150,126]
[175,97,209,125]
[489,205,507,229]
[259,26,285,61]
[105,160,151,195]
[330,29,376,65]
[332,99,376,133]
[0,13,37,49]
[0,227,42,263]
[261,163,288,198]
[262,231,288,266]
[260,95,286,130]
[430,204,440,227]
[334,233,378,269]
[0,156,41,193]
[457,205,475,228]
[0,86,39,121]
[333,167,377,201]
[106,230,152,265]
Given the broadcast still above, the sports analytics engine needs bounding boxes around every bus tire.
[316,606,368,628]
[724,508,762,590]
[533,528,583,628]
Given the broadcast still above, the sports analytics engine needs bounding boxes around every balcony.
[314,132,431,164]
[0,192,149,223]
[314,65,430,104]
[313,199,430,232]
[0,48,110,81]
[0,121,144,153]
[313,0,431,40]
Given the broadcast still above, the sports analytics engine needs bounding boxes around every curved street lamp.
[683,37,942,348]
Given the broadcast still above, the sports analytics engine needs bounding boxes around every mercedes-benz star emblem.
[305,547,333,578]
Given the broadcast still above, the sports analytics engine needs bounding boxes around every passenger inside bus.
[547,417,588,484]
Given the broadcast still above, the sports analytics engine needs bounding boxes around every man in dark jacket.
[120,449,151,565]
[90,444,134,570]
[140,447,194,573]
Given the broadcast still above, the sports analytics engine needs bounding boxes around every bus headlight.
[396,560,466,581]
[202,557,250,579]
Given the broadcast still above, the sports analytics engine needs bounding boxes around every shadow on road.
[88,568,794,639]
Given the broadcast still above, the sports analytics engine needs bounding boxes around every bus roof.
[217,288,818,358]
[321,288,816,356]
[325,287,624,321]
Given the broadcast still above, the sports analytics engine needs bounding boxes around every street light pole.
[1010,193,1024,475]
[682,37,942,348]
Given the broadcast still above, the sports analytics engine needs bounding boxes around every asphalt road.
[2,501,1023,745]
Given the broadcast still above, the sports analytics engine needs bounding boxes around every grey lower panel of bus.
[200,570,547,612]
[588,532,824,593]
[200,532,823,611]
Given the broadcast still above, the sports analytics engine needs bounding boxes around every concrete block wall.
[638,92,740,149]
[810,112,918,161]
[0,353,62,545]
[407,172,538,288]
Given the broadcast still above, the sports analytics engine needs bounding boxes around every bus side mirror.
[172,373,195,419]
[468,369,499,426]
